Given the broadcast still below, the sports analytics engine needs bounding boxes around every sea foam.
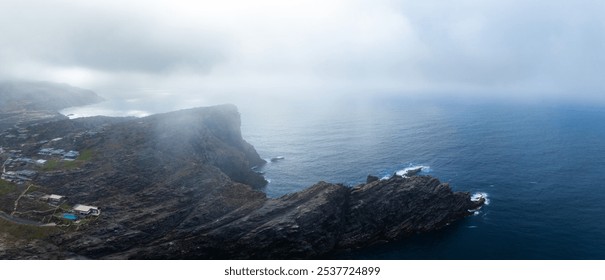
[396,165,431,176]
[381,165,431,180]
[471,192,490,205]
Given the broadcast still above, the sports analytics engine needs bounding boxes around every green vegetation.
[59,203,72,212]
[78,149,94,161]
[41,159,80,171]
[0,180,17,196]
[0,218,57,240]
[62,160,79,169]
[40,149,94,171]
[41,159,60,171]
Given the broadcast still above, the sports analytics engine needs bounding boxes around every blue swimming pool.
[62,213,77,220]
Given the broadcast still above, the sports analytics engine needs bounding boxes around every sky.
[1,0,605,108]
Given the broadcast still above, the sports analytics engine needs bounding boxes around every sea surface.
[239,98,605,260]
[65,96,605,259]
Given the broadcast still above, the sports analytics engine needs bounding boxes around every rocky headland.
[0,81,104,131]
[0,83,484,259]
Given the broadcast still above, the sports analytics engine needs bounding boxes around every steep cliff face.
[40,105,269,258]
[141,105,267,187]
[0,104,483,259]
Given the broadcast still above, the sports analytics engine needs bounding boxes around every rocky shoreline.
[0,84,484,259]
[111,175,483,259]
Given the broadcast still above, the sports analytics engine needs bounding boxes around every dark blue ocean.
[239,97,605,259]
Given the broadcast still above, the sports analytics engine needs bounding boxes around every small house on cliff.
[73,204,101,216]
[41,194,65,204]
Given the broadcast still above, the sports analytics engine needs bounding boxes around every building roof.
[16,170,37,177]
[63,151,79,158]
[49,194,64,200]
[73,204,98,212]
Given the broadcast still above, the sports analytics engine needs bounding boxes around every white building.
[49,194,64,203]
[73,204,101,216]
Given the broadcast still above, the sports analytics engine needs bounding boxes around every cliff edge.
[0,103,483,259]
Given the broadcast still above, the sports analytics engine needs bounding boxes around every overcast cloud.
[1,0,604,106]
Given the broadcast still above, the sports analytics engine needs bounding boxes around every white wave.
[471,192,490,205]
[395,165,431,177]
[270,156,285,162]
[467,225,478,228]
[380,164,431,180]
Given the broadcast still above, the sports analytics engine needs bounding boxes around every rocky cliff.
[0,103,483,259]
[114,176,483,259]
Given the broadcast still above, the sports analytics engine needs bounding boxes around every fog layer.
[1,0,604,108]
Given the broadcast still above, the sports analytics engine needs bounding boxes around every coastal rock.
[111,175,483,259]
[0,102,484,259]
[366,175,379,183]
[339,176,483,248]
[403,167,422,177]
[270,156,285,162]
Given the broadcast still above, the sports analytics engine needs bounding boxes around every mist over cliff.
[0,80,103,111]
[0,90,483,259]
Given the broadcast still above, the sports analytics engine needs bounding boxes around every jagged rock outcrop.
[109,175,483,259]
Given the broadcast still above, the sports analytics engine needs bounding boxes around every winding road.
[0,210,44,226]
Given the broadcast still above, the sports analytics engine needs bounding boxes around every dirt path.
[11,184,32,215]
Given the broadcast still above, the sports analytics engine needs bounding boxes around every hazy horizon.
[2,0,605,111]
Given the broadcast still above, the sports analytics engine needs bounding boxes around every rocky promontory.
[0,95,484,259]
[116,175,483,259]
